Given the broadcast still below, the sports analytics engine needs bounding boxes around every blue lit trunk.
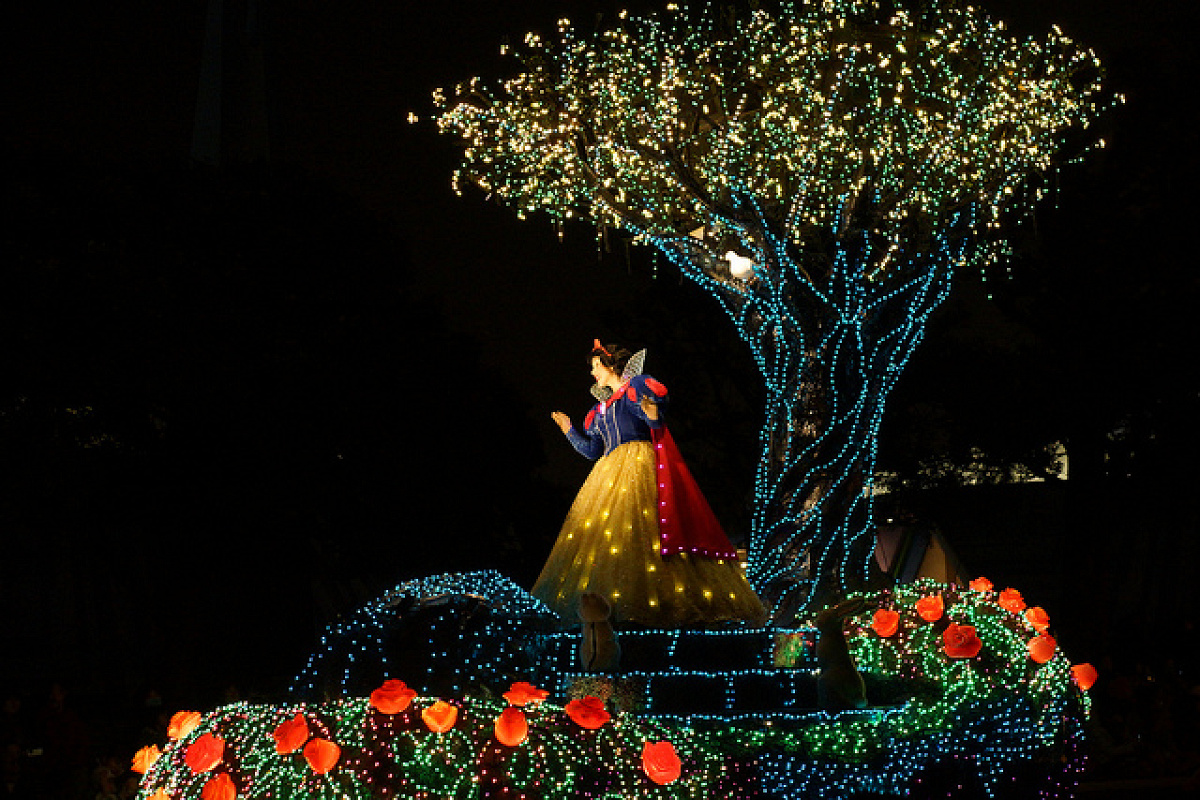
[659,230,959,622]
[751,256,953,620]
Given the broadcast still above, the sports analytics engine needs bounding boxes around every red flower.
[200,773,236,800]
[1027,634,1057,664]
[185,733,225,773]
[1072,663,1098,691]
[998,588,1026,614]
[915,594,944,623]
[565,696,611,730]
[272,713,309,754]
[421,701,458,733]
[942,624,983,659]
[168,710,203,740]
[503,681,549,707]
[968,577,994,592]
[642,740,682,785]
[303,738,340,775]
[871,608,899,637]
[1024,606,1051,633]
[131,745,161,774]
[370,679,417,715]
[494,706,528,747]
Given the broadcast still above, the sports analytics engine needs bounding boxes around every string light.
[432,0,1115,620]
[138,578,1092,798]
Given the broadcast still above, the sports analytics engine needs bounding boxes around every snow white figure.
[532,341,767,627]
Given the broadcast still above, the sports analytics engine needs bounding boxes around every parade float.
[133,1,1112,796]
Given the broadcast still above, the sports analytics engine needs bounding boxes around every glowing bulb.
[724,251,756,279]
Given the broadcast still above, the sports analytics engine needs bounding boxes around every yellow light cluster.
[434,0,1109,285]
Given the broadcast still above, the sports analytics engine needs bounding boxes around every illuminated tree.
[433,0,1111,620]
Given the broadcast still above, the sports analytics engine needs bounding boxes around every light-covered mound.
[133,579,1096,799]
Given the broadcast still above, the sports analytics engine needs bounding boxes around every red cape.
[651,426,739,560]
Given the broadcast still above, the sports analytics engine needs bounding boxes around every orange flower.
[1072,663,1098,691]
[303,738,340,775]
[968,577,994,592]
[272,713,309,754]
[185,733,225,773]
[148,791,170,800]
[915,594,944,623]
[370,679,417,715]
[1024,606,1050,633]
[641,740,682,785]
[998,588,1026,614]
[200,773,236,800]
[421,701,458,733]
[131,744,161,774]
[494,706,528,747]
[503,681,549,707]
[1027,633,1057,664]
[168,710,203,740]
[942,623,983,659]
[871,608,899,637]
[565,696,611,730]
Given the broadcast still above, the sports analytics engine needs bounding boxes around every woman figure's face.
[591,356,620,388]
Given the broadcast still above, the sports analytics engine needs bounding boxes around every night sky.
[4,0,1198,728]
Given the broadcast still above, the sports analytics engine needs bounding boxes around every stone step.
[532,626,828,716]
[534,626,819,674]
[552,667,821,715]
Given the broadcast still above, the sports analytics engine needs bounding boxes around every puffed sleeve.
[565,405,605,460]
[627,374,669,428]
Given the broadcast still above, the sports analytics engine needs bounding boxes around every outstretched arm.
[552,410,604,460]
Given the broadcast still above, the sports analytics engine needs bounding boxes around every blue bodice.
[565,374,670,460]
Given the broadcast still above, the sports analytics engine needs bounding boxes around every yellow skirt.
[532,440,767,627]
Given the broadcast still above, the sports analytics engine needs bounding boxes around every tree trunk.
[662,232,956,622]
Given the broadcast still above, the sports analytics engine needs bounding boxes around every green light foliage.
[134,581,1093,799]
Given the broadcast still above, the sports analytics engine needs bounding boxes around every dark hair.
[590,342,633,375]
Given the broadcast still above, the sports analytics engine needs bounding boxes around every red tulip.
[303,738,340,775]
[968,577,994,592]
[131,744,161,774]
[1024,606,1051,633]
[565,696,611,730]
[1072,663,1098,691]
[185,733,225,773]
[642,740,682,785]
[942,624,983,659]
[915,594,944,623]
[168,710,203,740]
[421,701,458,733]
[1028,634,1057,664]
[503,681,549,707]
[998,588,1026,614]
[370,679,417,715]
[871,608,899,637]
[494,706,528,747]
[200,773,236,800]
[272,713,309,754]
